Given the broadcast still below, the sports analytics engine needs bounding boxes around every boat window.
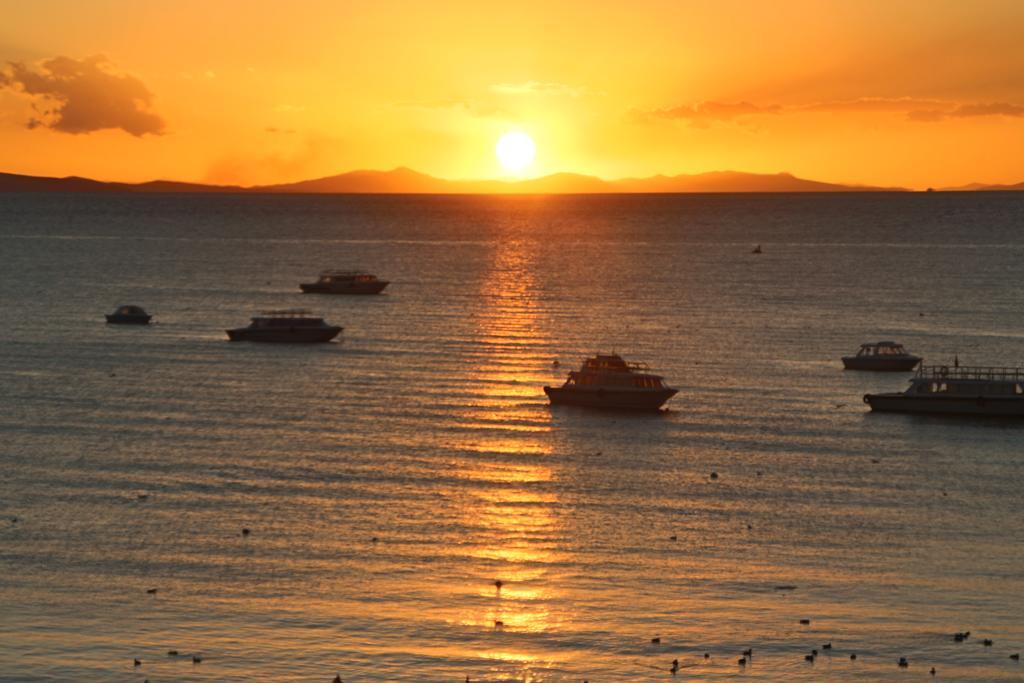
[939,383,948,392]
[1017,384,1023,395]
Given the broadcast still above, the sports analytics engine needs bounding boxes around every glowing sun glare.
[496,131,536,173]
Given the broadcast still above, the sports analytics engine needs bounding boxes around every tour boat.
[105,305,152,325]
[864,364,1024,415]
[226,310,342,343]
[842,341,921,371]
[300,270,389,295]
[544,354,677,411]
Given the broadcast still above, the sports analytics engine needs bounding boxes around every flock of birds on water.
[9,486,1021,681]
[108,547,1017,681]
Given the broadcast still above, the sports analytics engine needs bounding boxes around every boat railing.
[916,364,1024,382]
[319,269,370,278]
[259,309,316,318]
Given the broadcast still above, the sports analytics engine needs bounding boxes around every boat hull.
[300,281,389,295]
[544,386,677,411]
[864,392,1024,416]
[106,314,152,325]
[226,326,342,343]
[843,356,920,371]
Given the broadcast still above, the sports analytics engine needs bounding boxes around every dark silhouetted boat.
[105,305,152,325]
[544,354,677,411]
[226,310,342,343]
[842,341,920,371]
[865,364,1024,415]
[300,270,389,295]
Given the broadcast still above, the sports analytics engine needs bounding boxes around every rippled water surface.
[1,192,1023,681]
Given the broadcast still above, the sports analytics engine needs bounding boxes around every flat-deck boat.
[864,364,1024,415]
[544,354,677,411]
[300,270,389,295]
[106,305,152,325]
[843,341,920,371]
[227,310,342,343]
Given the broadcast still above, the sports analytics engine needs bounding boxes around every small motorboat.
[300,270,389,295]
[865,364,1024,416]
[544,354,677,411]
[227,310,342,343]
[105,305,152,325]
[842,341,920,371]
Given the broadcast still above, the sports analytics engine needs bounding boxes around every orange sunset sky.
[1,0,1023,189]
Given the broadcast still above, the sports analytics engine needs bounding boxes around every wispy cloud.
[490,81,584,97]
[0,54,164,136]
[639,101,780,126]
[636,96,1024,125]
[908,101,1024,122]
[396,99,507,119]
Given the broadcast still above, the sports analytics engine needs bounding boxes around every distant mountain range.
[939,181,1024,192]
[0,167,1016,194]
[0,168,912,194]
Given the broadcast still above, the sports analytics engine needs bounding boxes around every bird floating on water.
[823,642,832,650]
[146,588,157,594]
[670,658,679,674]
[850,653,857,660]
[742,648,752,657]
[134,659,141,667]
[494,579,503,589]
[1010,653,1020,660]
[805,654,815,662]
[651,637,661,644]
[738,657,746,666]
[800,619,811,625]
[167,650,178,656]
[192,655,202,664]
[898,657,909,668]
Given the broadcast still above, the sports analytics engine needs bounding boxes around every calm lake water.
[1,191,1023,681]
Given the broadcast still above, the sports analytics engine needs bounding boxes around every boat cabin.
[855,341,912,357]
[567,354,666,388]
[316,270,379,283]
[250,310,326,327]
[113,305,148,316]
[908,365,1024,396]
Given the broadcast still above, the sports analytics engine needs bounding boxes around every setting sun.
[495,131,536,174]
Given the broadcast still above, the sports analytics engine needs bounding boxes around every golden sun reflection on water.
[449,238,567,660]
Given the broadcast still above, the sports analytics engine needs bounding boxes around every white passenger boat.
[864,364,1024,415]
[843,341,920,371]
[544,354,677,411]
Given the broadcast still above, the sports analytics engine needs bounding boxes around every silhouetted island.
[0,168,911,194]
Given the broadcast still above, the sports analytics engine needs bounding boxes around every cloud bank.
[637,97,1024,125]
[0,55,164,136]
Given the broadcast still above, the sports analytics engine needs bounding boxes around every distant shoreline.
[0,168,912,195]
[3,169,1021,195]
